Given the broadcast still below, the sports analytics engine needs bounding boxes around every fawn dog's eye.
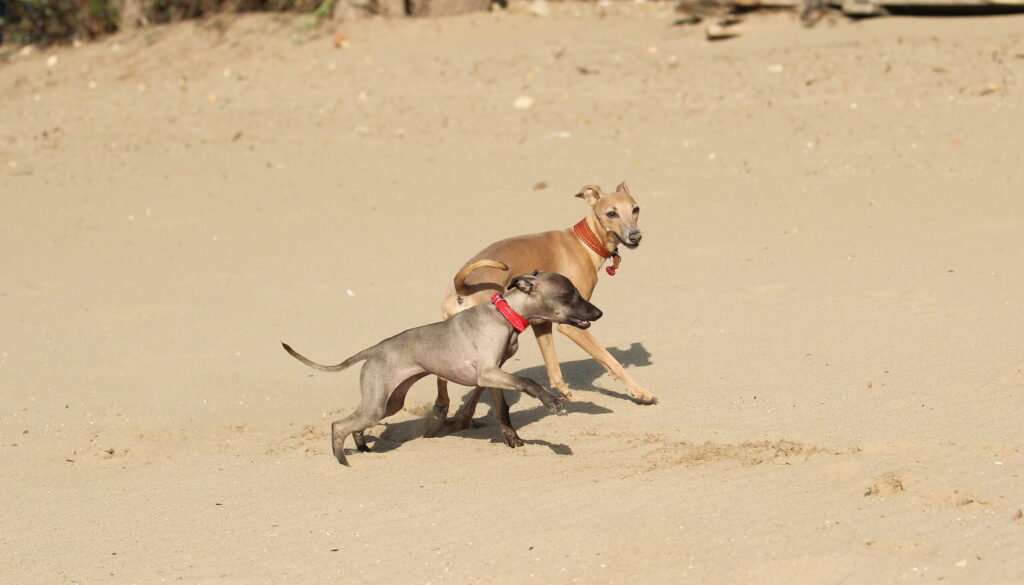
[605,210,618,219]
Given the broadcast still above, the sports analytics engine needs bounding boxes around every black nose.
[589,306,603,321]
[628,231,642,245]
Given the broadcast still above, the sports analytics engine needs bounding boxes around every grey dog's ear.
[574,185,603,206]
[507,274,538,294]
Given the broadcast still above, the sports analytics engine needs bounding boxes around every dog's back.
[442,228,598,318]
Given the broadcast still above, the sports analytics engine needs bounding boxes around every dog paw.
[433,416,482,435]
[552,382,576,400]
[333,446,350,466]
[422,413,446,438]
[546,399,568,416]
[502,430,525,448]
[630,387,658,405]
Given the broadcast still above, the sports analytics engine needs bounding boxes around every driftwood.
[333,0,493,18]
[117,0,150,31]
[408,0,493,16]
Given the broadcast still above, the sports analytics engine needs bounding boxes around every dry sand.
[2,4,1023,584]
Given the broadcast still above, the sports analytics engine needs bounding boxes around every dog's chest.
[502,334,520,361]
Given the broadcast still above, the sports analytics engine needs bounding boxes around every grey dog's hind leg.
[335,372,427,463]
[489,388,524,448]
[331,407,384,465]
[353,431,371,452]
[330,403,385,466]
[423,377,451,438]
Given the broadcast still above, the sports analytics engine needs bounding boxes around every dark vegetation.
[2,0,330,45]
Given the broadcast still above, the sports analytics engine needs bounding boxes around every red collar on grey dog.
[572,218,622,276]
[490,294,530,333]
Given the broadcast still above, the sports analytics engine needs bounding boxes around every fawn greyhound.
[425,182,654,438]
[282,271,602,465]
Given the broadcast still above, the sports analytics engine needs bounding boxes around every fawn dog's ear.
[615,181,630,194]
[574,185,603,206]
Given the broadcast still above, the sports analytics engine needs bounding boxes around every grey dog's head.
[507,271,603,329]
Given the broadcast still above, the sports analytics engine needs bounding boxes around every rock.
[513,96,535,110]
[706,24,742,41]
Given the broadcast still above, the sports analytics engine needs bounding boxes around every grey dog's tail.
[281,342,370,372]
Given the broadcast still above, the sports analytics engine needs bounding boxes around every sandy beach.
[2,4,1023,583]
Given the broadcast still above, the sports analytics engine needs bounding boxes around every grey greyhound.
[282,271,603,466]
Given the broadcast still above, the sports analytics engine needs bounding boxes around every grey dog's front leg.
[477,368,567,416]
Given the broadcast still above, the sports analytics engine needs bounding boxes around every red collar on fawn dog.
[573,218,622,276]
[490,294,530,332]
